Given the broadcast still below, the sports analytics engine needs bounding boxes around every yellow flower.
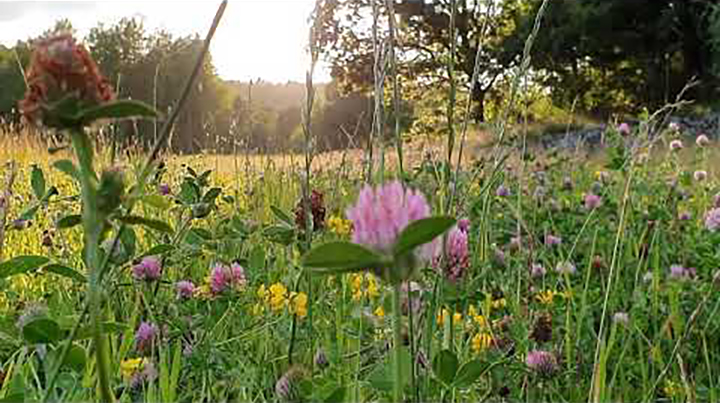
[663,380,684,398]
[536,290,556,305]
[291,292,308,319]
[120,358,147,379]
[375,306,385,318]
[268,282,288,311]
[474,314,489,329]
[252,303,265,316]
[437,309,462,326]
[492,298,506,309]
[257,284,267,300]
[453,312,463,324]
[328,216,352,236]
[471,332,493,354]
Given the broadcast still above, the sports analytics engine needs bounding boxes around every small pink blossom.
[705,208,720,231]
[132,256,162,282]
[135,322,158,354]
[210,263,247,295]
[668,122,680,132]
[437,225,469,281]
[696,134,710,147]
[669,139,683,151]
[496,184,511,197]
[555,261,576,275]
[545,234,562,247]
[694,170,707,181]
[530,263,546,278]
[526,350,557,376]
[584,193,602,210]
[176,280,195,299]
[617,122,630,135]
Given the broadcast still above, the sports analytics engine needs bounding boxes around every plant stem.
[392,282,403,403]
[69,129,113,403]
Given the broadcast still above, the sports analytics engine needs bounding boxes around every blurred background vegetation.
[1,0,720,154]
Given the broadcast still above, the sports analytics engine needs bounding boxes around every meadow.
[2,1,720,403]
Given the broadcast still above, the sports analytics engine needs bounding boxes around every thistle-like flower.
[176,280,196,300]
[705,208,720,231]
[526,350,557,376]
[584,193,602,210]
[132,256,162,282]
[210,262,247,295]
[135,322,158,354]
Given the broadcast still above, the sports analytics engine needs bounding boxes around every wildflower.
[458,218,471,232]
[18,34,114,125]
[366,274,379,298]
[613,312,630,327]
[176,280,195,300]
[436,224,469,281]
[508,236,522,251]
[669,264,687,279]
[132,256,162,282]
[555,261,576,275]
[314,349,329,369]
[536,290,556,305]
[294,189,326,231]
[209,262,246,294]
[375,306,385,318]
[526,350,557,376]
[492,297,507,310]
[158,183,171,196]
[129,360,157,389]
[346,181,437,263]
[268,282,289,311]
[531,263,546,278]
[663,379,684,399]
[472,332,493,353]
[545,234,562,247]
[275,366,306,402]
[327,215,352,236]
[120,358,148,380]
[595,171,610,183]
[496,184,511,197]
[694,170,707,182]
[617,122,631,135]
[696,134,710,147]
[584,193,602,210]
[350,274,364,301]
[704,208,720,231]
[437,309,462,326]
[669,139,683,151]
[135,322,158,354]
[668,122,680,132]
[290,292,308,318]
[678,211,691,221]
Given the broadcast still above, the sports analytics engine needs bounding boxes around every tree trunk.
[471,84,486,123]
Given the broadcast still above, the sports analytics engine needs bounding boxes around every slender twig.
[385,0,404,180]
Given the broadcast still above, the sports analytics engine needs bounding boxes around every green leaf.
[62,344,87,373]
[271,205,295,226]
[368,347,411,392]
[119,216,173,234]
[453,359,485,389]
[393,216,455,258]
[30,165,46,200]
[202,187,222,204]
[56,214,82,229]
[432,349,459,385]
[43,264,87,283]
[75,322,129,340]
[323,386,346,403]
[79,99,158,124]
[140,244,175,258]
[0,256,50,280]
[169,342,182,403]
[262,224,295,246]
[53,159,79,181]
[141,194,172,210]
[17,204,39,222]
[248,245,265,271]
[22,317,62,344]
[301,242,383,273]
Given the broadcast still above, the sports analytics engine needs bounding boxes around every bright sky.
[0,0,330,83]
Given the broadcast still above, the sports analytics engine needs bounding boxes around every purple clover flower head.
[555,261,576,275]
[697,134,710,147]
[346,181,435,261]
[439,226,470,281]
[132,256,162,282]
[584,193,602,210]
[545,234,562,247]
[176,280,195,300]
[669,264,688,279]
[668,122,680,132]
[705,208,720,232]
[135,322,158,354]
[669,139,683,151]
[526,350,557,376]
[678,211,691,221]
[694,170,707,182]
[457,218,471,232]
[617,122,631,135]
[158,183,171,196]
[613,312,630,327]
[496,184,511,198]
[210,262,247,295]
[530,263,546,278]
